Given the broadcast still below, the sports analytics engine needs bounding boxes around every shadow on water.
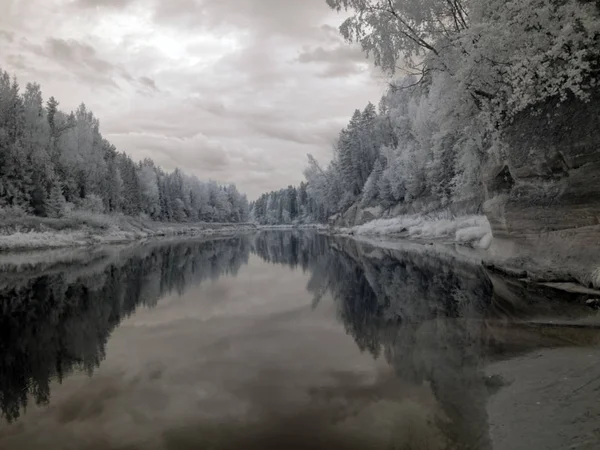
[1,231,599,449]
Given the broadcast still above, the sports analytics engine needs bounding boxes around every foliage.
[327,0,600,117]
[251,183,311,225]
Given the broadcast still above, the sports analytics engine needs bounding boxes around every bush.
[0,205,29,220]
[77,194,105,214]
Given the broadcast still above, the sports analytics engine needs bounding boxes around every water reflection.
[256,233,496,449]
[253,232,600,450]
[0,237,249,422]
[0,231,599,450]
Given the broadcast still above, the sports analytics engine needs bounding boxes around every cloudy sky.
[0,0,385,198]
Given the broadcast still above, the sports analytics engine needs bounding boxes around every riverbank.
[322,213,600,298]
[2,212,598,294]
[337,213,600,290]
[257,214,492,249]
[344,214,492,249]
[0,213,256,252]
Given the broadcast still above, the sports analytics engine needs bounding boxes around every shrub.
[78,194,105,214]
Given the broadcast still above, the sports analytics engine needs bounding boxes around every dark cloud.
[0,30,14,42]
[22,37,134,88]
[45,38,114,73]
[5,54,28,71]
[298,45,364,64]
[139,76,159,92]
[319,61,368,78]
[106,131,233,172]
[249,120,341,146]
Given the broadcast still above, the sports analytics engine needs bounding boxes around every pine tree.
[46,96,58,135]
[362,158,383,205]
[46,181,66,218]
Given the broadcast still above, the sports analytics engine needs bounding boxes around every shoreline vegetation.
[0,212,257,251]
[0,210,531,261]
[0,211,491,252]
[1,217,599,307]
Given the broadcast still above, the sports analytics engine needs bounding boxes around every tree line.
[250,182,329,225]
[0,71,249,223]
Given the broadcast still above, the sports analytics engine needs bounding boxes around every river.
[0,231,599,449]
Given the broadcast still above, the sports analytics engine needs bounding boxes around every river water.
[0,231,599,449]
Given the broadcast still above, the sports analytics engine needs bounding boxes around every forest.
[0,72,249,224]
[251,0,600,225]
[2,0,599,230]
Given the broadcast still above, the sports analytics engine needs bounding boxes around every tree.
[362,158,383,205]
[79,194,105,214]
[118,154,142,215]
[286,185,298,220]
[46,181,66,218]
[0,141,30,209]
[103,143,122,213]
[46,96,58,134]
[139,161,160,218]
[326,0,468,75]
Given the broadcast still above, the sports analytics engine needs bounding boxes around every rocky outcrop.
[483,91,600,287]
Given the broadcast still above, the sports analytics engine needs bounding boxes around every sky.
[0,0,385,198]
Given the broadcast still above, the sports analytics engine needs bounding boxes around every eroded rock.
[483,90,600,287]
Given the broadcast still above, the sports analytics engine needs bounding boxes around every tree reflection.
[251,231,600,449]
[0,237,250,422]
[2,230,597,446]
[251,232,541,449]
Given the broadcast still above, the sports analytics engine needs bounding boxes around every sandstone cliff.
[483,91,600,287]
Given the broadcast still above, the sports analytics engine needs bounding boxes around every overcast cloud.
[0,0,385,198]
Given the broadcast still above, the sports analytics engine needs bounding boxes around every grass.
[0,211,256,251]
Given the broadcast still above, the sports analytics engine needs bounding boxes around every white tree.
[326,0,468,74]
[139,162,160,218]
[46,181,66,218]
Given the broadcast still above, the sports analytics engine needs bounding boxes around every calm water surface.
[0,232,599,450]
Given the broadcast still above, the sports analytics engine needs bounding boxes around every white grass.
[0,213,257,252]
[0,231,89,250]
[353,214,492,248]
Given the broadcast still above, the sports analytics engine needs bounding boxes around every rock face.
[483,91,600,286]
